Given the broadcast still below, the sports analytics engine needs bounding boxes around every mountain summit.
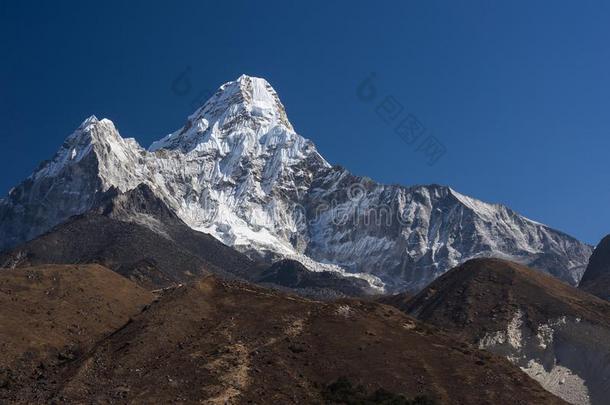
[0,75,593,291]
[150,75,296,152]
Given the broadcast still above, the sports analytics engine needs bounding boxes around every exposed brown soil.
[0,273,564,404]
[0,264,153,399]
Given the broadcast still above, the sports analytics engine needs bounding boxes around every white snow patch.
[335,305,352,317]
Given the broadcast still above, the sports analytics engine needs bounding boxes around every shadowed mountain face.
[399,258,610,405]
[251,259,376,299]
[4,273,565,404]
[375,290,414,310]
[0,185,255,289]
[0,214,215,289]
[0,264,153,400]
[95,184,257,279]
[580,235,610,301]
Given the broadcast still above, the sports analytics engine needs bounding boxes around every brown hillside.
[10,275,565,404]
[406,258,610,338]
[401,258,610,405]
[0,264,153,399]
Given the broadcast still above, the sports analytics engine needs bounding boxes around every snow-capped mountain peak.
[77,114,99,130]
[150,75,295,152]
[0,75,593,292]
[33,116,122,181]
[209,74,293,129]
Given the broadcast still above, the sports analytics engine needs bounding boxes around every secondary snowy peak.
[33,115,145,189]
[150,75,296,152]
[33,115,105,179]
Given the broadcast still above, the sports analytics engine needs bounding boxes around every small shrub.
[322,377,436,405]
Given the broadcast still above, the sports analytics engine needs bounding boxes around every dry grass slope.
[0,264,153,402]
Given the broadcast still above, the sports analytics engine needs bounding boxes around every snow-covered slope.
[0,75,593,291]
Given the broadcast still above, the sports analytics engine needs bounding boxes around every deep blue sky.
[1,1,608,244]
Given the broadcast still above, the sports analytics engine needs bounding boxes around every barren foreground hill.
[402,258,610,405]
[0,264,153,400]
[1,265,564,404]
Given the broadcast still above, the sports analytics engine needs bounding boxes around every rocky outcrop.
[402,258,610,404]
